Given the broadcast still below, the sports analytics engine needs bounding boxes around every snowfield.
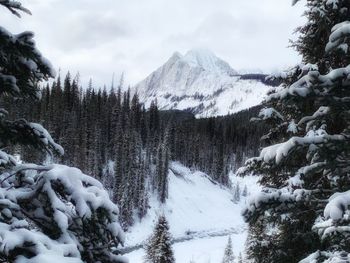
[126,234,246,263]
[124,162,260,262]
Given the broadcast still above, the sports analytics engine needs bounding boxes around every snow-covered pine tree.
[211,140,225,184]
[160,139,170,202]
[233,182,241,203]
[222,236,235,263]
[113,87,123,202]
[0,2,126,262]
[156,133,170,203]
[101,160,116,198]
[239,0,350,262]
[242,185,248,197]
[292,0,350,73]
[144,215,175,263]
[137,159,149,219]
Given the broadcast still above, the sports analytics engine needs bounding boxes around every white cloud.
[1,0,306,87]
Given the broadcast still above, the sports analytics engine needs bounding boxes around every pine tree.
[156,134,170,203]
[239,1,350,262]
[242,185,248,197]
[144,215,175,263]
[233,182,241,203]
[292,0,350,73]
[0,2,126,262]
[222,236,235,263]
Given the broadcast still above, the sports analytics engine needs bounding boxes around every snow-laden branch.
[256,107,284,121]
[0,0,31,17]
[29,123,64,155]
[287,162,327,188]
[298,106,330,131]
[326,21,350,53]
[324,190,350,220]
[0,164,127,262]
[0,150,16,167]
[300,250,350,263]
[0,27,56,98]
[267,65,350,101]
[0,163,53,186]
[259,132,345,164]
[0,119,64,156]
[243,187,314,221]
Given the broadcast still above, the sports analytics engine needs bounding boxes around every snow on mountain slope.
[134,49,270,118]
[124,162,260,262]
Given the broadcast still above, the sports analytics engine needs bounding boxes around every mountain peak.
[181,48,236,75]
[183,49,216,67]
[166,49,236,76]
[184,48,216,60]
[170,51,183,61]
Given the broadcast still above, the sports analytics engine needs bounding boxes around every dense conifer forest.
[2,0,350,262]
[1,72,266,228]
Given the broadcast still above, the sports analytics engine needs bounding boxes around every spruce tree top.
[144,215,175,263]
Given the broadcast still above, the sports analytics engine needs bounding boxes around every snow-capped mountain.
[134,49,271,118]
[124,162,260,262]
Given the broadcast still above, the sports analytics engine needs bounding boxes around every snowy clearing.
[124,162,260,262]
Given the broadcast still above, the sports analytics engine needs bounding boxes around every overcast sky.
[1,0,305,87]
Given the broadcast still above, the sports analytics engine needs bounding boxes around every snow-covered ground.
[126,234,246,263]
[124,162,260,262]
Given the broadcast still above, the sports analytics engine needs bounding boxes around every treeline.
[239,74,281,86]
[166,106,267,185]
[2,72,266,228]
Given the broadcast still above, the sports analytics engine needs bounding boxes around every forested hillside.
[2,72,266,228]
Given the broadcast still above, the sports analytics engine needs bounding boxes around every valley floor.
[123,162,259,262]
[126,232,246,263]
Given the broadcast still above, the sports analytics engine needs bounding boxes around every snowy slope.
[124,162,260,262]
[134,49,270,118]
